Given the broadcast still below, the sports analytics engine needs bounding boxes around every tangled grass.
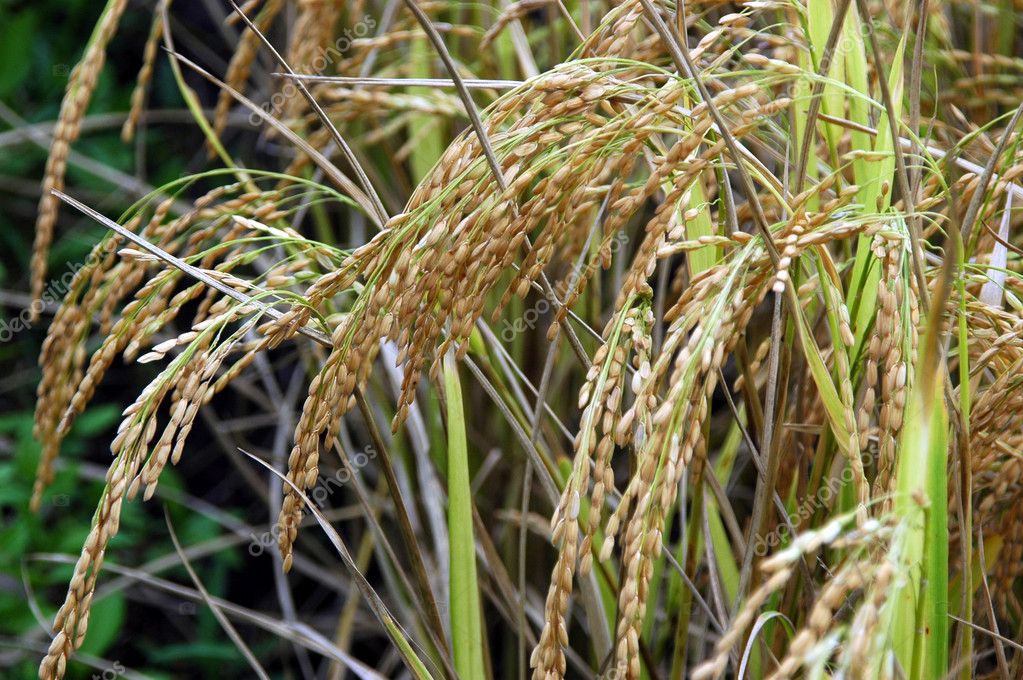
[26,0,1023,678]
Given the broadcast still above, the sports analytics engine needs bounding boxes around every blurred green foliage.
[0,3,251,677]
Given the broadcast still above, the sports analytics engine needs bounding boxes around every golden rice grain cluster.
[28,0,1023,678]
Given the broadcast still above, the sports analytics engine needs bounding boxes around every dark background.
[0,3,311,678]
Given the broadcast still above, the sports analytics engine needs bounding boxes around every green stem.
[444,350,486,679]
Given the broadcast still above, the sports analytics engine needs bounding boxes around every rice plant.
[20,0,1023,678]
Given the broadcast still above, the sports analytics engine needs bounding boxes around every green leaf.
[686,177,717,276]
[70,405,121,436]
[792,298,851,447]
[78,593,125,657]
[444,350,486,680]
[0,11,36,98]
[848,34,907,361]
[889,252,950,680]
[147,641,249,664]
